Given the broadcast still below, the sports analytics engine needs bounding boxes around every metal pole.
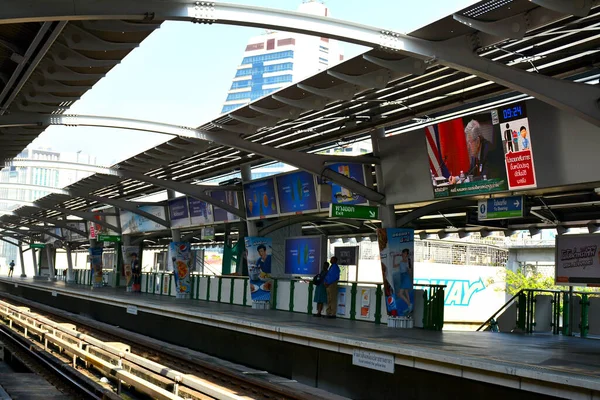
[19,246,26,277]
[569,286,574,336]
[46,246,55,281]
[31,249,38,277]
[66,245,74,282]
[240,164,257,236]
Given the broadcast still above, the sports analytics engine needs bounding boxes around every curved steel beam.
[5,159,118,175]
[0,1,597,126]
[0,182,69,195]
[396,199,477,227]
[13,213,88,238]
[53,207,121,233]
[0,114,384,203]
[78,194,169,228]
[118,169,246,219]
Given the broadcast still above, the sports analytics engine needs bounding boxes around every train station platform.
[0,276,598,400]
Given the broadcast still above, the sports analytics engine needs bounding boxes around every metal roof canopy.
[1,0,600,244]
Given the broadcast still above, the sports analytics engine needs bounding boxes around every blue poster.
[89,247,104,288]
[284,236,322,275]
[245,237,273,302]
[188,197,214,226]
[168,197,189,228]
[120,205,166,234]
[377,228,415,317]
[276,170,318,215]
[243,178,278,220]
[325,163,367,206]
[169,242,192,299]
[211,190,240,223]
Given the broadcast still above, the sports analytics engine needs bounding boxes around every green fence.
[477,288,600,338]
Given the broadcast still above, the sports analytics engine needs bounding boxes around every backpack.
[312,272,323,286]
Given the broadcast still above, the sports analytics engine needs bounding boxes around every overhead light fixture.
[458,231,471,239]
[556,225,568,235]
[418,231,428,240]
[480,229,492,238]
[503,229,515,237]
[587,223,600,234]
[529,227,540,237]
[437,231,449,240]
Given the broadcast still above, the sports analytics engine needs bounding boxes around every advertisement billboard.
[555,234,600,286]
[120,205,167,234]
[89,247,104,288]
[210,190,240,223]
[188,197,214,226]
[498,103,537,190]
[324,163,368,206]
[245,237,274,302]
[89,210,119,239]
[284,235,323,275]
[168,242,192,298]
[427,101,536,198]
[62,222,87,242]
[377,228,415,317]
[276,170,319,215]
[243,178,278,220]
[168,197,190,228]
[122,246,139,292]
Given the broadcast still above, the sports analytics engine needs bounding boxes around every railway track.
[0,294,341,400]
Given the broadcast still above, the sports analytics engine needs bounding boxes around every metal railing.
[477,288,600,338]
[56,268,445,330]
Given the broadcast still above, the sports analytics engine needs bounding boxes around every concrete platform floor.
[1,277,599,399]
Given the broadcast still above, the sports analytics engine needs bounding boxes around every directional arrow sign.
[329,204,379,220]
[478,195,524,221]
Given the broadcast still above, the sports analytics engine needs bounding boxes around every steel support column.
[240,164,257,237]
[19,244,26,277]
[167,190,181,242]
[46,245,55,281]
[31,248,38,277]
[66,245,74,282]
[371,128,395,228]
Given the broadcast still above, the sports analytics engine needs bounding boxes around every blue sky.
[34,0,477,165]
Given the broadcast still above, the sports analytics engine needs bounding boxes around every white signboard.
[51,291,57,297]
[352,349,395,374]
[556,234,600,286]
[126,305,138,315]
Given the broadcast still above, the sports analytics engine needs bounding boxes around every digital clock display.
[499,103,526,123]
[503,105,522,119]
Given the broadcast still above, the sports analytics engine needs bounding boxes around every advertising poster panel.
[122,246,139,292]
[245,237,273,302]
[243,178,278,220]
[377,228,415,317]
[555,234,600,286]
[211,190,240,223]
[498,103,537,190]
[188,197,214,226]
[284,236,322,275]
[324,163,367,206]
[360,289,371,318]
[168,242,192,299]
[427,101,536,198]
[276,170,319,215]
[120,205,167,234]
[62,222,87,242]
[89,247,104,288]
[168,197,190,228]
[89,211,119,239]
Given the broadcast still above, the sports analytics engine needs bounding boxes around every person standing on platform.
[8,260,14,278]
[312,261,329,317]
[324,256,340,319]
[131,253,141,292]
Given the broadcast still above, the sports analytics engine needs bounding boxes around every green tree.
[498,264,558,295]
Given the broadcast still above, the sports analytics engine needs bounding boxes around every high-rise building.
[221,0,343,114]
[0,147,97,268]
